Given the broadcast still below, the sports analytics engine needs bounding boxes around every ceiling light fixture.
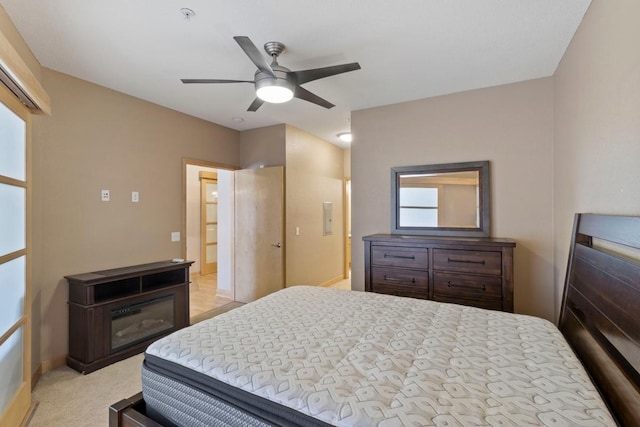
[255,76,294,103]
[337,132,353,143]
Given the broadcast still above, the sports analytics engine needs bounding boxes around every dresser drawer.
[433,295,503,311]
[433,272,502,301]
[433,249,502,275]
[371,246,428,269]
[371,283,428,299]
[372,267,428,289]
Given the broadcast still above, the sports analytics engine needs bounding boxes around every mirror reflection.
[398,170,480,228]
[391,161,489,237]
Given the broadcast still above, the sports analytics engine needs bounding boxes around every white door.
[234,166,284,303]
[0,87,32,426]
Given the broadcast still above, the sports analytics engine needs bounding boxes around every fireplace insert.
[111,295,174,353]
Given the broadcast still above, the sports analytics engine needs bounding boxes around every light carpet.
[26,300,248,427]
[27,353,144,427]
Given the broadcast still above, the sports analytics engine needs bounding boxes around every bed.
[110,213,640,426]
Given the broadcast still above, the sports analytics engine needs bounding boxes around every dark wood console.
[364,234,515,311]
[65,260,193,374]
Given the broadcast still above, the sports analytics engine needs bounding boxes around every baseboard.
[319,275,344,287]
[31,354,66,394]
[42,355,67,372]
[19,402,38,427]
[216,288,233,300]
[31,365,41,390]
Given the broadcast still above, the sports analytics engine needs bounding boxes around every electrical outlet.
[171,231,180,242]
[101,189,110,201]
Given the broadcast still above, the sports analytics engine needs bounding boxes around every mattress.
[143,286,615,426]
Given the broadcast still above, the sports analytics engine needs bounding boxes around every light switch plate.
[101,189,110,201]
[132,191,139,202]
[171,231,180,242]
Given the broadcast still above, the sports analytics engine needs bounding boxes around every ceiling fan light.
[255,77,294,103]
[257,85,293,103]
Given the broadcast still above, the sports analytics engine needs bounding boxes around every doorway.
[184,161,235,321]
[184,161,286,320]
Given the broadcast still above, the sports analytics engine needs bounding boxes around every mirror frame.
[391,160,490,237]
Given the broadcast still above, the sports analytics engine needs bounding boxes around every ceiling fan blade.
[294,86,335,109]
[233,36,275,77]
[247,97,265,112]
[292,62,361,85]
[181,79,254,84]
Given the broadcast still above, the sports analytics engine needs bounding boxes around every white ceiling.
[1,0,591,147]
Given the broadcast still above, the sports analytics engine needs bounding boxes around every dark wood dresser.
[363,234,515,312]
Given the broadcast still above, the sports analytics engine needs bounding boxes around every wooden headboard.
[559,214,640,426]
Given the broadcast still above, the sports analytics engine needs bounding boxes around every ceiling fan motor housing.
[264,41,286,58]
[254,42,295,103]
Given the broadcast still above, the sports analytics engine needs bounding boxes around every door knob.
[271,243,282,248]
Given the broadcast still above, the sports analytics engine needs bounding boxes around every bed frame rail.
[559,213,640,426]
[109,392,163,427]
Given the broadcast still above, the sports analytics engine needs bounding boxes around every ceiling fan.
[181,36,361,112]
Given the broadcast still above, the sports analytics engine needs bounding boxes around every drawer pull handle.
[384,254,416,260]
[447,281,486,291]
[385,275,416,284]
[447,257,485,265]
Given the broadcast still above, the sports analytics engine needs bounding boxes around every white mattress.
[146,286,615,426]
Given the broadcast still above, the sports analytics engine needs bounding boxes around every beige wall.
[352,78,555,320]
[343,148,351,177]
[553,1,640,314]
[440,184,477,228]
[239,124,286,169]
[285,125,345,286]
[31,68,239,368]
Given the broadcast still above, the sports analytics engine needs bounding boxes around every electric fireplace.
[65,260,193,374]
[111,295,174,353]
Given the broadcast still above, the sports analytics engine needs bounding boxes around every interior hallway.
[189,273,233,320]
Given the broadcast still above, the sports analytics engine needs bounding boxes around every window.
[398,186,439,227]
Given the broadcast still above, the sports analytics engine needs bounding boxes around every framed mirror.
[391,160,490,237]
